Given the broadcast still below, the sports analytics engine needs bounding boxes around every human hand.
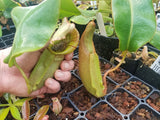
[0,47,74,97]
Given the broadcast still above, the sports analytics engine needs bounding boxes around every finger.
[45,78,61,93]
[16,51,41,72]
[60,60,74,71]
[29,78,61,96]
[64,52,73,60]
[54,70,71,82]
[29,86,47,97]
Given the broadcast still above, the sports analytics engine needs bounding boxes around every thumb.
[29,78,60,97]
[29,86,47,97]
[45,78,61,93]
[16,51,41,73]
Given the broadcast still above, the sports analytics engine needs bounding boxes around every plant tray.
[18,54,160,120]
[1,32,160,120]
[0,26,15,49]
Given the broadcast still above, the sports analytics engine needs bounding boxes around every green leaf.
[10,106,22,120]
[3,93,12,104]
[105,25,114,37]
[0,11,3,16]
[14,98,32,106]
[0,0,19,11]
[98,0,112,23]
[70,15,95,25]
[99,0,111,12]
[112,0,156,52]
[104,0,111,5]
[80,9,97,17]
[0,0,19,18]
[59,0,81,19]
[102,15,112,23]
[0,104,9,107]
[70,9,97,25]
[150,31,160,50]
[3,8,12,18]
[0,107,10,120]
[4,0,60,66]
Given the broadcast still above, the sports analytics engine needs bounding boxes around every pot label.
[150,55,160,75]
[158,1,160,8]
[153,3,156,10]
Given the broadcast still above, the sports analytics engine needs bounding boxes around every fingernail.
[64,63,70,70]
[56,71,64,78]
[47,78,54,84]
[46,79,59,91]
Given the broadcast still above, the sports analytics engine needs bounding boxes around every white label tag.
[153,3,157,10]
[158,1,160,8]
[150,55,160,75]
[157,18,160,31]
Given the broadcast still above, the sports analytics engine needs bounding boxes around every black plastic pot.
[134,45,160,90]
[93,33,119,60]
[112,44,160,90]
[135,62,160,90]
[113,52,139,75]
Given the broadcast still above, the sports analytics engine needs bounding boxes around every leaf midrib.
[127,0,133,50]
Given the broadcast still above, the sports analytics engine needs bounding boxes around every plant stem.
[103,51,127,92]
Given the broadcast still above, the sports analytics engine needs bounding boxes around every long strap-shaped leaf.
[112,0,156,52]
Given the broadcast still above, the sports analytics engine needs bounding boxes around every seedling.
[22,100,49,120]
[22,97,62,120]
[0,93,31,120]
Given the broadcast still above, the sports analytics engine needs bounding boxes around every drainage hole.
[141,99,145,103]
[80,112,85,116]
[124,116,128,119]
